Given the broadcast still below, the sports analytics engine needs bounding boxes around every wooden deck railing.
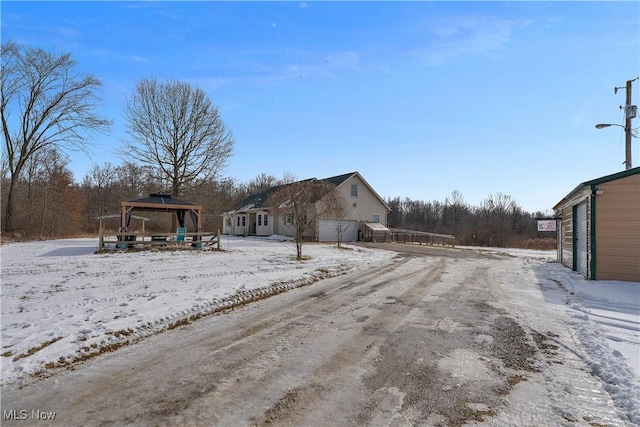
[98,229,221,251]
[389,229,456,247]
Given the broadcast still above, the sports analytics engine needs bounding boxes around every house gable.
[323,172,391,214]
[323,172,390,226]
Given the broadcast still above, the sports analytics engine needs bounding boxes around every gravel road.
[1,244,627,426]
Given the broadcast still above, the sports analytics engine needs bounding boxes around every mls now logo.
[3,409,57,420]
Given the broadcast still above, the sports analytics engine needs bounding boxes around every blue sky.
[2,1,639,213]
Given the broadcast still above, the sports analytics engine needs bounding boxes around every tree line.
[1,42,554,247]
[387,191,553,247]
[0,157,553,248]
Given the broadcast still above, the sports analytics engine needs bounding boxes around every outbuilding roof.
[553,167,640,210]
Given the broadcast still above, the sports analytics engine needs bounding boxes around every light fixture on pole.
[595,123,625,130]
[597,77,638,170]
[594,123,636,169]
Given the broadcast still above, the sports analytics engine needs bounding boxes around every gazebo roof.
[122,192,202,212]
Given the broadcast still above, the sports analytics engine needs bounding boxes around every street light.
[595,123,625,130]
[594,123,634,169]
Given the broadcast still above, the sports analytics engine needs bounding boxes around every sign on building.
[537,219,557,232]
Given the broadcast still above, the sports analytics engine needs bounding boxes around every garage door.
[575,202,588,277]
[318,220,358,242]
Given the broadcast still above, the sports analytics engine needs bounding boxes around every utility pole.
[616,78,638,170]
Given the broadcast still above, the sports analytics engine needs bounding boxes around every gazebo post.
[120,205,127,231]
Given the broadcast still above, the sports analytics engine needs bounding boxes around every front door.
[236,215,247,235]
[256,212,270,236]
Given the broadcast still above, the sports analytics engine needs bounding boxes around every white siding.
[331,175,389,226]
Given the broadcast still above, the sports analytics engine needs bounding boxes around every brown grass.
[512,238,557,250]
[12,337,63,362]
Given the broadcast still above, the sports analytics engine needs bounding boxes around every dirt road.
[1,245,627,426]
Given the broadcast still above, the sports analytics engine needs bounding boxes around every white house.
[222,172,391,242]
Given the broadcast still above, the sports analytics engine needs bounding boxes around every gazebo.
[98,193,218,250]
[120,192,202,234]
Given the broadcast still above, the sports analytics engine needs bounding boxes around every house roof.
[322,172,357,187]
[224,171,390,214]
[553,167,640,210]
[231,185,285,212]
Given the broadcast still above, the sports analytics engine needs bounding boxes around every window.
[264,214,269,226]
[236,216,240,227]
[373,214,380,223]
[285,213,293,225]
[351,183,358,197]
[258,214,262,226]
[241,216,246,226]
[226,218,232,227]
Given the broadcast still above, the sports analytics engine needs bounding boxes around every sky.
[1,238,638,423]
[1,1,639,213]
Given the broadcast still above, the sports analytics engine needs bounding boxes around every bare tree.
[115,162,159,200]
[79,162,121,232]
[321,190,352,248]
[477,193,518,247]
[122,78,234,198]
[1,41,111,233]
[238,173,280,198]
[24,147,64,234]
[269,180,334,259]
[82,163,118,216]
[36,151,80,238]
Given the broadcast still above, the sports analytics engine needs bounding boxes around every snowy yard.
[1,236,394,385]
[1,237,638,423]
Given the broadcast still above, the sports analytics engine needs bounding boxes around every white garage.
[318,220,358,242]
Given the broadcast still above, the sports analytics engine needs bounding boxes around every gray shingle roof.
[226,172,357,214]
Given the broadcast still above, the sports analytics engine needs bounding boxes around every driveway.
[1,244,628,426]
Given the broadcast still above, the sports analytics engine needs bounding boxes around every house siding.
[595,174,640,282]
[333,175,389,227]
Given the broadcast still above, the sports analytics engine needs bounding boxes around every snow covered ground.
[1,237,638,423]
[1,236,394,386]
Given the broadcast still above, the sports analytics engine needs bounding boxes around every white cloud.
[410,16,531,66]
[129,55,149,63]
